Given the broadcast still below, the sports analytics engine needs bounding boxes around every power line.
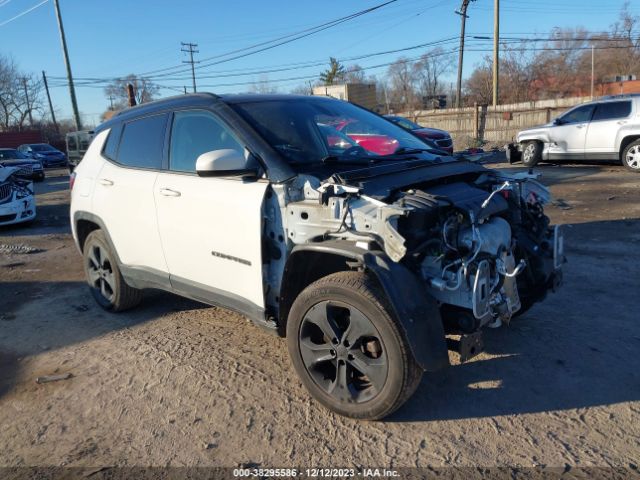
[134,0,399,78]
[47,38,640,91]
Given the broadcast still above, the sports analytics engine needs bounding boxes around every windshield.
[0,149,28,160]
[231,98,430,164]
[31,144,56,152]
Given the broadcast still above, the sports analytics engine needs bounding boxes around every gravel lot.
[0,162,639,473]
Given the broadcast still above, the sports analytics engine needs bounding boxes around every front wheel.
[287,271,422,420]
[522,141,542,167]
[622,140,640,172]
[83,230,142,312]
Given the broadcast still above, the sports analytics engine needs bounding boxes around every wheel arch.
[279,241,449,372]
[619,134,640,159]
[73,211,121,263]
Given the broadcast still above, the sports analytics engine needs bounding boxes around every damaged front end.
[0,167,36,226]
[278,163,564,361]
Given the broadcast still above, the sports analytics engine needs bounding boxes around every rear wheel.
[522,141,542,167]
[83,230,142,312]
[287,271,422,420]
[622,140,640,172]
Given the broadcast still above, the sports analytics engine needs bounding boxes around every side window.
[169,110,243,173]
[102,125,122,161]
[560,105,594,124]
[592,101,632,121]
[117,114,167,169]
[67,136,77,151]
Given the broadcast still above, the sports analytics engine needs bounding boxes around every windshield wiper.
[321,155,380,165]
[390,147,443,156]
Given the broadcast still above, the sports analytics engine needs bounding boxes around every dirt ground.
[0,161,639,473]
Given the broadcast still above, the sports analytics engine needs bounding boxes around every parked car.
[508,94,640,171]
[384,115,454,155]
[17,143,67,168]
[70,93,563,419]
[0,165,36,226]
[66,130,95,173]
[0,148,45,181]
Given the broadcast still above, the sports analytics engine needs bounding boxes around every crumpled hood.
[0,166,21,182]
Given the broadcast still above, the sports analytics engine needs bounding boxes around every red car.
[384,115,454,155]
[333,119,399,155]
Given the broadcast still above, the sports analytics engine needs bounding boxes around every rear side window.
[169,110,243,172]
[103,125,122,161]
[117,114,167,169]
[592,101,632,121]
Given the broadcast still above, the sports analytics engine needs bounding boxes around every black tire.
[68,165,75,174]
[621,139,640,172]
[286,271,422,420]
[82,230,142,312]
[521,141,542,167]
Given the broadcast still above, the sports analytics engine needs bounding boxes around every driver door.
[548,104,595,159]
[154,109,268,313]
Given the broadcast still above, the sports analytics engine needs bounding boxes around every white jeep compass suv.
[71,93,563,419]
[510,94,640,171]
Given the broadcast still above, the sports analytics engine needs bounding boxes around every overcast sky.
[1,0,636,126]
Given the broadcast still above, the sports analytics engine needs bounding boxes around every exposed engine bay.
[273,162,564,334]
[0,166,36,226]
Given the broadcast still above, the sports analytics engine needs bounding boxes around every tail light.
[69,171,77,191]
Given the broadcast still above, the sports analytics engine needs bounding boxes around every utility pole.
[53,0,82,130]
[492,0,499,107]
[455,0,473,109]
[42,71,59,134]
[21,77,34,127]
[590,45,595,100]
[108,94,114,109]
[181,42,199,93]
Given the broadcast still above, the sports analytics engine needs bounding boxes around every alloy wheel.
[298,300,388,404]
[86,244,116,302]
[625,145,640,169]
[523,143,535,162]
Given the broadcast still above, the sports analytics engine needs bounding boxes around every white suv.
[510,94,640,171]
[71,93,563,419]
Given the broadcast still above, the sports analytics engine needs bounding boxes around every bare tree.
[104,74,159,110]
[0,55,44,130]
[249,75,278,94]
[413,47,455,101]
[464,58,493,105]
[344,64,366,83]
[387,58,420,116]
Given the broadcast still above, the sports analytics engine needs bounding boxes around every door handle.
[159,188,181,197]
[617,120,628,125]
[99,178,114,186]
[576,124,586,129]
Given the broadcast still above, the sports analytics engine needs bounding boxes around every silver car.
[509,94,640,172]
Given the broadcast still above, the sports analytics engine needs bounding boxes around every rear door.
[154,109,268,311]
[584,100,632,157]
[548,104,595,159]
[91,114,169,275]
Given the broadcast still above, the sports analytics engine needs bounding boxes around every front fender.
[286,241,449,372]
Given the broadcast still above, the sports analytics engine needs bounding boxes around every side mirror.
[553,118,564,126]
[195,149,258,178]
